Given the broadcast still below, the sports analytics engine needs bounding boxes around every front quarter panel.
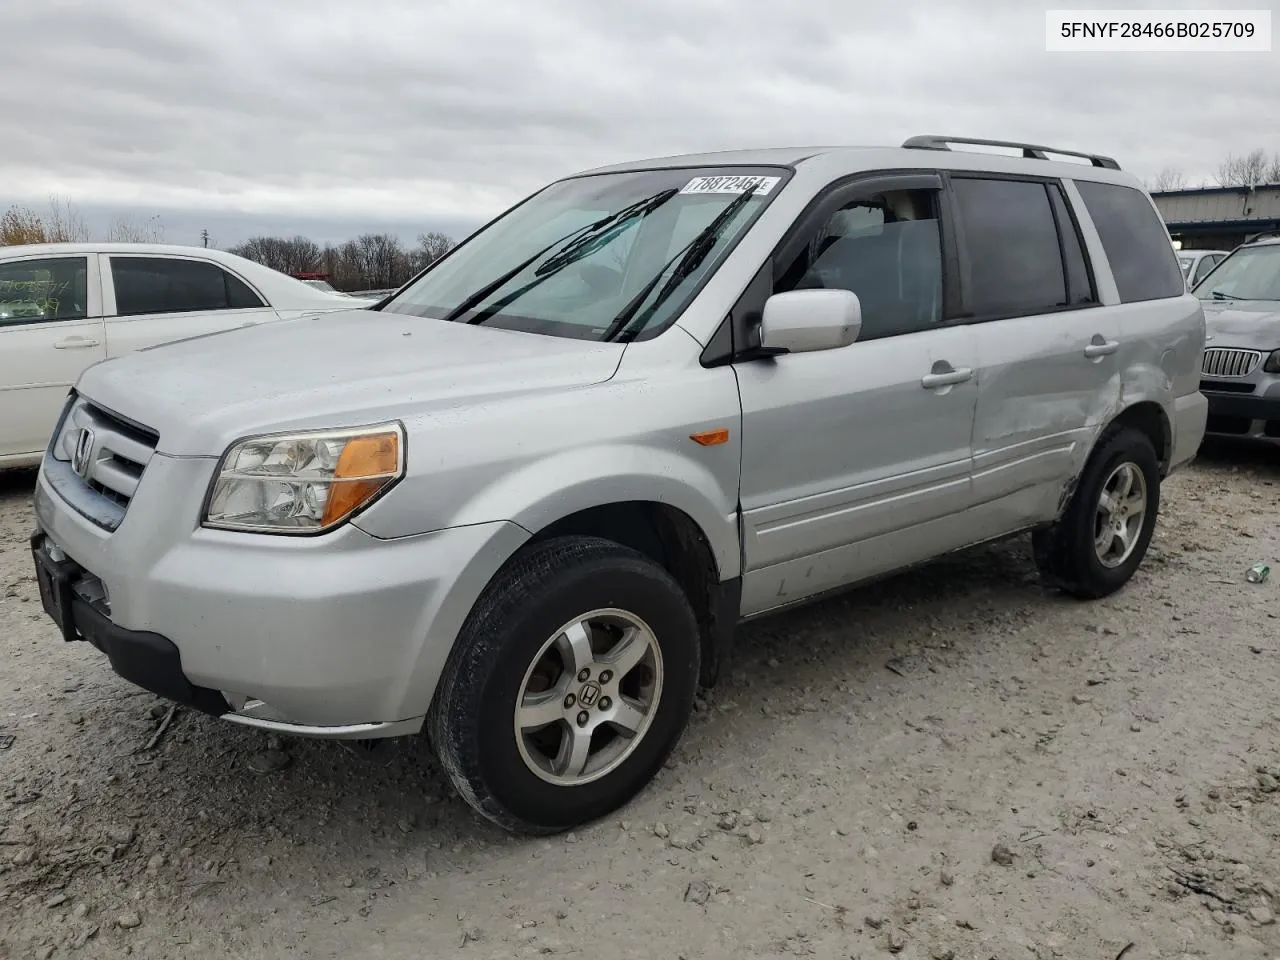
[351,331,745,580]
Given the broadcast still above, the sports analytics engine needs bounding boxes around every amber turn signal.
[322,432,402,526]
[690,428,730,446]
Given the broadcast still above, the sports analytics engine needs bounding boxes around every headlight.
[1264,350,1280,374]
[203,423,404,534]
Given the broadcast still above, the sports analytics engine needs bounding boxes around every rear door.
[950,174,1118,526]
[100,254,278,357]
[735,174,983,615]
[0,254,106,462]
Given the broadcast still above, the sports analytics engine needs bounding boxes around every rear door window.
[949,177,1070,319]
[1047,184,1097,306]
[110,257,266,316]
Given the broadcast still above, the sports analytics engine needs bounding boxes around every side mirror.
[759,289,862,354]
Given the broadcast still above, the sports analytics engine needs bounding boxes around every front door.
[734,175,981,616]
[0,254,106,463]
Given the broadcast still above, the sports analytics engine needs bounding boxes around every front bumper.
[32,457,528,736]
[32,531,231,716]
[1201,382,1280,440]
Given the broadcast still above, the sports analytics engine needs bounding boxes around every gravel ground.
[2,443,1280,960]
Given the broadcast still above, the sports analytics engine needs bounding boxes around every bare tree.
[1151,167,1187,192]
[410,231,456,272]
[1216,148,1271,187]
[320,243,343,284]
[349,233,407,289]
[107,214,165,243]
[225,230,456,291]
[45,197,90,242]
[335,240,364,289]
[229,236,322,276]
[1269,153,1280,184]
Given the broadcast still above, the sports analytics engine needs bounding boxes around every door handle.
[54,336,100,350]
[1084,338,1119,359]
[921,367,973,389]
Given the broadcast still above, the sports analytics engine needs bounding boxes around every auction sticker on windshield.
[680,175,781,195]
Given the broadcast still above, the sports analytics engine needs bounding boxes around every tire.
[1033,425,1161,599]
[428,535,700,835]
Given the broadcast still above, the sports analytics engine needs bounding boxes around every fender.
[1118,364,1176,459]
[381,447,741,719]
[448,442,742,580]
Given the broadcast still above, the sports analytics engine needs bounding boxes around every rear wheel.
[429,536,700,834]
[1033,426,1161,599]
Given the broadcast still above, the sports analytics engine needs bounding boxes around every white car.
[1176,248,1229,289]
[0,243,374,468]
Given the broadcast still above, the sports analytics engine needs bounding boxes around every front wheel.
[428,536,700,834]
[1033,426,1161,599]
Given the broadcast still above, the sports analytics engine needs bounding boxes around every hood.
[1201,300,1280,353]
[275,292,377,317]
[76,309,626,457]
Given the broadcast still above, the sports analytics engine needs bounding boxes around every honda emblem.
[71,427,96,479]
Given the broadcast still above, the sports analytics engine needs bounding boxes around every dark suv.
[1195,236,1280,442]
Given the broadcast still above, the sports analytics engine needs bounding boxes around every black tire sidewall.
[444,545,699,831]
[1066,429,1161,593]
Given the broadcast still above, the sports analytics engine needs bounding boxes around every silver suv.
[30,136,1207,834]
[1194,236,1280,441]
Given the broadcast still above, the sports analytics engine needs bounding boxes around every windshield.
[1195,245,1280,301]
[1176,255,1194,276]
[380,167,788,341]
[303,279,339,293]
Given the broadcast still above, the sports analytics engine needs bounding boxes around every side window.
[1074,181,1185,303]
[226,272,266,308]
[111,257,265,316]
[1193,255,1220,285]
[0,257,89,327]
[1047,184,1097,306]
[775,188,944,341]
[950,177,1068,319]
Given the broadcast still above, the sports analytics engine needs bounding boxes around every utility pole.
[200,229,209,248]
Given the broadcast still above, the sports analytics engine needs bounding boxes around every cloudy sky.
[2,0,1276,248]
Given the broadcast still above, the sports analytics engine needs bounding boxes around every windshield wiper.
[601,185,759,342]
[1212,290,1255,301]
[535,189,677,277]
[435,190,677,326]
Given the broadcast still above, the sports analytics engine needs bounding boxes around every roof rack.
[902,135,1121,171]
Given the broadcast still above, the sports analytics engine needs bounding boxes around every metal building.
[1152,184,1280,251]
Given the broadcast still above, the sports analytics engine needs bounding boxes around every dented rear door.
[949,173,1120,527]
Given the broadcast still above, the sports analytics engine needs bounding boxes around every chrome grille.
[1201,347,1262,379]
[48,395,158,528]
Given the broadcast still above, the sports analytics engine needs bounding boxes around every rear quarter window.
[1074,181,1184,303]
